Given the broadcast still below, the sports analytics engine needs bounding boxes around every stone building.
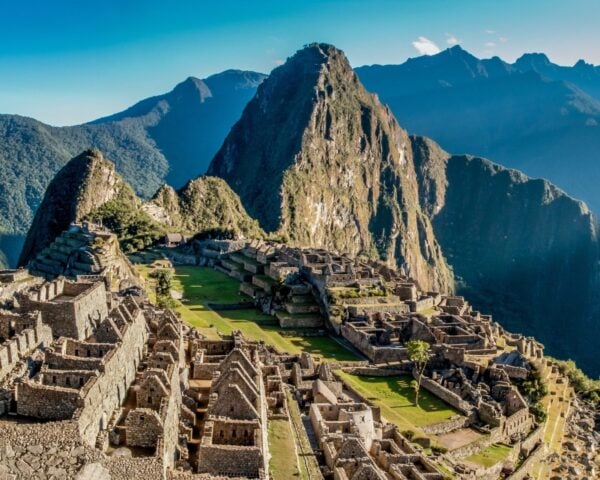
[15,294,148,445]
[17,278,108,339]
[0,310,52,385]
[196,347,269,478]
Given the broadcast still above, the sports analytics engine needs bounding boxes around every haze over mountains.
[17,43,600,378]
[207,43,600,377]
[356,45,600,213]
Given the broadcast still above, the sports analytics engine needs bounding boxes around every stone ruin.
[191,239,555,478]
[0,234,565,479]
[27,223,143,291]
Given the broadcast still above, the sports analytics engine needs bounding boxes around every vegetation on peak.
[209,43,453,292]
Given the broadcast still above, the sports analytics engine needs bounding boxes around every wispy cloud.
[274,59,284,66]
[412,36,441,55]
[485,42,496,48]
[445,33,460,46]
[485,29,496,34]
[499,36,508,43]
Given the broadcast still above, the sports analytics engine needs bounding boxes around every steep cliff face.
[147,177,264,238]
[209,44,453,292]
[18,149,129,266]
[412,136,600,375]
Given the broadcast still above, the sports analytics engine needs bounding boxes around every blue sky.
[1,0,598,125]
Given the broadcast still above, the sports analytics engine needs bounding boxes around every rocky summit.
[0,70,265,268]
[18,149,131,266]
[209,43,453,293]
[19,148,262,270]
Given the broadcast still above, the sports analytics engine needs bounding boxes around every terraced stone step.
[340,295,401,306]
[214,265,231,276]
[29,262,62,276]
[346,303,410,316]
[275,311,323,329]
[34,256,64,269]
[220,259,244,272]
[252,275,277,292]
[228,269,252,283]
[239,282,259,298]
[229,253,264,274]
[42,249,70,263]
[284,302,320,314]
[288,293,314,304]
[289,283,310,295]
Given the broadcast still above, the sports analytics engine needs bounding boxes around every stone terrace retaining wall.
[0,419,103,478]
[419,376,473,415]
[421,415,472,435]
[506,443,546,480]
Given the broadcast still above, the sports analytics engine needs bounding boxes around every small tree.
[407,340,431,406]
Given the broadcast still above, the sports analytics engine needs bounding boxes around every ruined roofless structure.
[0,234,579,479]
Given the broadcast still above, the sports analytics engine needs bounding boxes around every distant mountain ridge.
[0,69,265,267]
[355,45,600,213]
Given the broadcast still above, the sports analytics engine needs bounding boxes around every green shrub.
[401,430,415,440]
[431,445,448,454]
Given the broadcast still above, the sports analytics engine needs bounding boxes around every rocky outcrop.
[18,149,129,266]
[412,135,600,376]
[20,149,263,269]
[209,43,453,293]
[147,176,264,238]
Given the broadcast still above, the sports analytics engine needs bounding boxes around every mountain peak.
[515,52,552,69]
[208,42,453,292]
[18,149,129,266]
[171,76,212,102]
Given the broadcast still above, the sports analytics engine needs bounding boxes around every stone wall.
[341,323,408,364]
[19,280,108,339]
[0,419,103,478]
[156,362,183,469]
[125,409,163,447]
[17,382,84,419]
[506,443,546,480]
[419,376,473,415]
[74,306,148,445]
[197,444,264,478]
[17,303,148,441]
[101,455,164,480]
[0,313,53,381]
[421,415,472,435]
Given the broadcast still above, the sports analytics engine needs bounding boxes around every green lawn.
[465,443,512,468]
[336,372,459,431]
[268,419,301,479]
[173,265,251,305]
[145,265,358,361]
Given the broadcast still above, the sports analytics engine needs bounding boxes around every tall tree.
[407,340,431,406]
